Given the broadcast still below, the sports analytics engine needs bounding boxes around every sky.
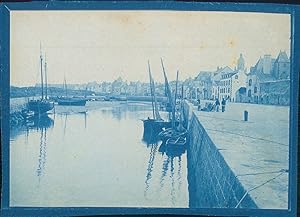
[10,11,291,86]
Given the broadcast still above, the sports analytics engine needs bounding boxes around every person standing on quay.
[221,98,226,112]
[215,98,220,112]
[197,98,201,111]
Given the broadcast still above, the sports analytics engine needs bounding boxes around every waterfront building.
[193,71,213,100]
[210,54,248,102]
[111,77,128,95]
[212,66,234,101]
[182,77,194,99]
[246,51,290,105]
[259,79,290,105]
[99,81,112,94]
[231,54,248,102]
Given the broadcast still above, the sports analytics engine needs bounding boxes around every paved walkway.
[191,101,289,209]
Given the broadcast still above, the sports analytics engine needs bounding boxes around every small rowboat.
[166,136,187,148]
[158,128,187,143]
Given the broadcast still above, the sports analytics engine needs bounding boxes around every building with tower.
[212,53,248,102]
[246,51,290,105]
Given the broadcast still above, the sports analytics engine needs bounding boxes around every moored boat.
[28,100,54,115]
[166,136,187,147]
[57,97,87,106]
[142,61,167,136]
[27,45,54,116]
[57,76,87,106]
[158,127,187,143]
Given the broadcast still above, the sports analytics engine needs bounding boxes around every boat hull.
[57,98,87,106]
[27,100,54,115]
[158,128,187,143]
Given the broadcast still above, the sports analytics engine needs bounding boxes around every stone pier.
[185,101,289,209]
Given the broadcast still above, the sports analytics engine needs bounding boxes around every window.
[248,89,252,97]
[235,75,238,79]
[249,79,252,86]
[254,87,257,93]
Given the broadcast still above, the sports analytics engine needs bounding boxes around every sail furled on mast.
[160,58,175,128]
[148,61,162,121]
[152,79,162,121]
[148,61,155,120]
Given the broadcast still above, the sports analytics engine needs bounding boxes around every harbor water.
[10,101,188,207]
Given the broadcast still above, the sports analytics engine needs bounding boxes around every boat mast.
[44,54,48,99]
[175,71,179,102]
[40,43,44,100]
[148,60,155,120]
[64,75,67,97]
[174,70,179,124]
[153,79,162,121]
[150,65,161,121]
[160,58,175,129]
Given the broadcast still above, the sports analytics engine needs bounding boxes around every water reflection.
[26,115,54,130]
[60,112,88,136]
[142,126,187,205]
[37,127,47,182]
[112,106,126,120]
[158,142,186,158]
[159,156,170,189]
[10,102,188,207]
[170,156,175,205]
[142,129,160,146]
[25,115,54,182]
[144,143,159,198]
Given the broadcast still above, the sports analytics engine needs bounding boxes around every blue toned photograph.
[9,10,290,210]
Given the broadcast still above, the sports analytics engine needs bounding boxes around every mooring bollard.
[244,110,248,121]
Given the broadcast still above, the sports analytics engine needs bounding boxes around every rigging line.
[235,171,286,208]
[236,169,288,177]
[205,128,288,147]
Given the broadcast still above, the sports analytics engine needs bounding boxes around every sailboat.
[142,61,168,141]
[57,76,87,106]
[27,46,54,116]
[158,59,187,146]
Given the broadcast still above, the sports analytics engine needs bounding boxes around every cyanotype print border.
[0,1,299,217]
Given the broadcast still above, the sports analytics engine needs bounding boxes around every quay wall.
[10,97,28,114]
[185,102,258,208]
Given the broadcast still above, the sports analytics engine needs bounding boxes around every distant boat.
[57,76,87,106]
[57,97,87,106]
[27,45,54,116]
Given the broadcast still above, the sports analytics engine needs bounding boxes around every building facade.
[193,71,213,100]
[246,51,290,105]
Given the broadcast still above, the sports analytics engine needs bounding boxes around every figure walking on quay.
[197,99,201,111]
[221,98,226,112]
[215,98,220,112]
